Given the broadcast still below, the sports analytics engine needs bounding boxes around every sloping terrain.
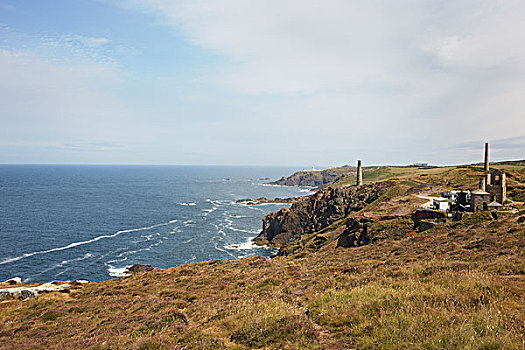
[1,211,523,349]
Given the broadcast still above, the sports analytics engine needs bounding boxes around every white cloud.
[3,1,525,165]
[0,48,131,153]
[115,0,525,164]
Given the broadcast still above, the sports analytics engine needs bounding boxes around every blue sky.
[1,1,524,166]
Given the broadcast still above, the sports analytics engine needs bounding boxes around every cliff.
[254,181,392,248]
[269,166,354,187]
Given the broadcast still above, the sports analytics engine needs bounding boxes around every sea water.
[0,165,312,282]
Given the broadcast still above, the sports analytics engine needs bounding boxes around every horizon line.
[0,158,522,168]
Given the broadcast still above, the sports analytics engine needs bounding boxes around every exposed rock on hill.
[336,218,372,248]
[411,209,447,229]
[269,166,353,187]
[127,264,154,274]
[254,182,392,248]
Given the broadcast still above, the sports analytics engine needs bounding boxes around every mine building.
[478,142,506,206]
[488,201,503,211]
[432,197,450,211]
[439,143,507,214]
[470,189,491,212]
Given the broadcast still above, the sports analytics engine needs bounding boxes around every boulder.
[127,264,154,274]
[337,219,370,248]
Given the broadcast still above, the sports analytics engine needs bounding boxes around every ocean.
[0,165,311,283]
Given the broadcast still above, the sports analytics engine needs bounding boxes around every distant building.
[488,201,503,211]
[471,189,491,212]
[432,197,450,211]
[442,190,461,202]
[487,170,506,203]
[480,143,507,204]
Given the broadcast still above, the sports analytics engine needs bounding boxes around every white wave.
[253,202,292,206]
[224,219,254,234]
[107,265,132,277]
[202,206,218,217]
[36,253,94,276]
[142,234,153,241]
[225,239,256,250]
[213,242,236,258]
[0,220,177,265]
[226,236,276,252]
[105,256,128,264]
[185,256,197,263]
[244,206,265,213]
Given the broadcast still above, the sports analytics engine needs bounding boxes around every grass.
[226,299,319,348]
[309,272,523,349]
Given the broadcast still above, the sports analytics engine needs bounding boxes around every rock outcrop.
[254,182,392,247]
[269,166,353,187]
[411,209,446,229]
[127,264,154,274]
[0,282,71,301]
[337,218,371,248]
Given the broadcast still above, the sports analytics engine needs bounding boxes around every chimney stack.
[357,160,363,186]
[484,142,489,172]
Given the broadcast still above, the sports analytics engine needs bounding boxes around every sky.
[0,0,524,166]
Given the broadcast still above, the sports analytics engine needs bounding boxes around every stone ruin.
[441,142,507,213]
[479,142,506,205]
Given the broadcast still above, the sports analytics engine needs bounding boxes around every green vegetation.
[310,273,522,349]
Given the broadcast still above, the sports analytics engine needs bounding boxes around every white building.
[433,197,450,211]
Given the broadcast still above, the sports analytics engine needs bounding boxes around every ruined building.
[479,142,506,204]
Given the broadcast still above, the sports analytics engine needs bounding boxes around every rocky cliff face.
[269,166,353,187]
[254,182,392,248]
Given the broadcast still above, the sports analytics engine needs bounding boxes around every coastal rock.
[3,277,21,285]
[127,264,154,274]
[269,166,353,187]
[0,282,71,300]
[254,182,392,248]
